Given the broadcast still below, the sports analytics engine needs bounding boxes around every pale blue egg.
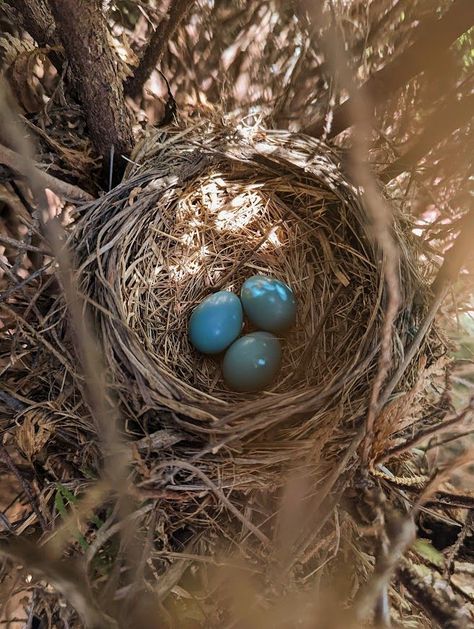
[223,331,282,392]
[189,291,243,354]
[241,275,296,333]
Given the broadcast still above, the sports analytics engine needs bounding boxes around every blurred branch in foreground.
[381,90,474,183]
[304,0,474,139]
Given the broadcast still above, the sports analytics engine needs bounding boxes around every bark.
[304,0,474,139]
[7,0,63,71]
[8,0,56,48]
[380,91,474,183]
[48,0,134,183]
[125,0,195,98]
[397,561,466,628]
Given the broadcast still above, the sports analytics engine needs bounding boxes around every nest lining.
[72,123,426,446]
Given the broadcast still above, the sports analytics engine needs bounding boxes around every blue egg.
[223,331,282,392]
[189,291,243,354]
[241,275,296,333]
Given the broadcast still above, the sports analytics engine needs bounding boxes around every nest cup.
[73,123,426,458]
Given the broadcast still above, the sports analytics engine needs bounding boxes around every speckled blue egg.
[189,291,243,354]
[223,331,282,392]
[241,275,296,333]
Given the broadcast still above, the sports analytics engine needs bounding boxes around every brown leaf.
[15,410,52,460]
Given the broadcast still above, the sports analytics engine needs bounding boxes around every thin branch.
[0,142,93,203]
[0,539,116,629]
[0,445,46,531]
[125,0,195,98]
[304,0,474,139]
[352,516,416,624]
[374,209,474,419]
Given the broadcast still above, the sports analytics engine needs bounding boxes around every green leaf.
[413,538,444,568]
[54,484,89,551]
[54,485,67,517]
[58,484,78,505]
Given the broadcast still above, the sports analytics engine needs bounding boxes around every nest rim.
[71,123,427,440]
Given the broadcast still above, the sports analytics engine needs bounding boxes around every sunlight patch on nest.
[168,245,210,282]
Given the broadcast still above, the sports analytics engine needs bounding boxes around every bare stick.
[305,5,401,468]
[398,560,467,627]
[125,0,195,98]
[0,539,116,629]
[304,0,474,139]
[0,142,93,203]
[48,0,134,182]
[0,82,135,617]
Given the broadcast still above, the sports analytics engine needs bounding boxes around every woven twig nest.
[72,122,430,497]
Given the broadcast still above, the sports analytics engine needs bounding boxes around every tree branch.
[125,0,195,98]
[397,561,466,628]
[0,142,94,203]
[381,91,474,183]
[7,0,56,48]
[304,0,474,139]
[47,0,134,183]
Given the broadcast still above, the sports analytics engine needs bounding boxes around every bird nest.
[72,122,432,488]
[1,121,453,625]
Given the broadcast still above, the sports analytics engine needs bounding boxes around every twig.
[0,234,49,255]
[0,539,117,629]
[125,0,195,98]
[445,511,474,578]
[431,207,474,293]
[306,5,401,469]
[352,516,416,624]
[0,445,46,531]
[0,142,93,203]
[0,84,151,624]
[429,491,474,510]
[0,261,54,303]
[378,208,474,411]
